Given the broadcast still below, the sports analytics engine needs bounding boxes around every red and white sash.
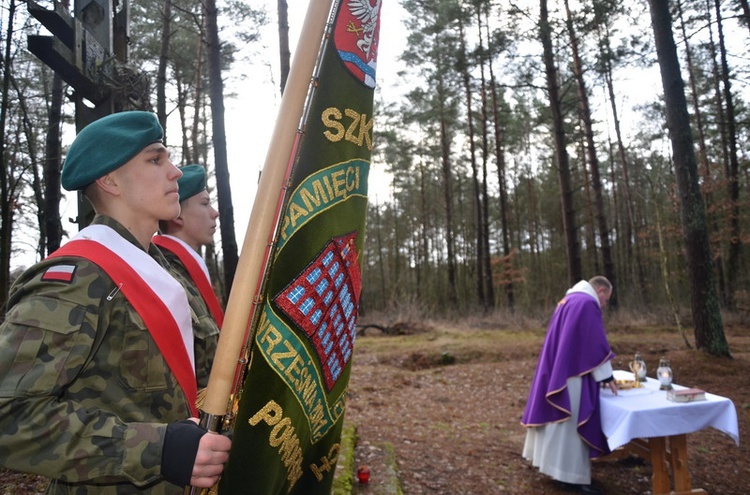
[153,235,224,327]
[48,225,198,416]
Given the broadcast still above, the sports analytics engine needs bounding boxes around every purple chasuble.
[521,290,614,457]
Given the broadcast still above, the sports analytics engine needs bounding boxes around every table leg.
[670,434,691,492]
[608,436,709,494]
[649,436,671,494]
[668,434,708,495]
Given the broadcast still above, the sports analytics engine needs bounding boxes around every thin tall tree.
[563,0,616,305]
[711,0,742,310]
[484,12,514,309]
[277,0,291,93]
[44,70,64,255]
[458,14,486,307]
[475,6,494,310]
[675,0,727,306]
[540,0,581,285]
[157,0,172,138]
[205,0,239,292]
[0,0,18,312]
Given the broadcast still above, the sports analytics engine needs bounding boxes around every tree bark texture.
[676,0,727,306]
[44,72,64,255]
[277,0,291,94]
[205,0,239,293]
[647,0,729,356]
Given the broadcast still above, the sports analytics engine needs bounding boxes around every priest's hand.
[603,380,618,395]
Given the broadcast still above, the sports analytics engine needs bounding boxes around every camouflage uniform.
[158,247,220,389]
[0,216,219,494]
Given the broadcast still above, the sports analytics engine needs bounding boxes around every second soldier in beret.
[0,111,231,494]
[154,164,224,372]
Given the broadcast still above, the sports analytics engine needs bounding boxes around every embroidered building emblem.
[334,0,381,88]
[275,233,361,391]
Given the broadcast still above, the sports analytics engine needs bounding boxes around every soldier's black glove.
[161,419,207,487]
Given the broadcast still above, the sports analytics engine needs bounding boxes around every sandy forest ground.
[2,311,749,494]
[344,311,749,495]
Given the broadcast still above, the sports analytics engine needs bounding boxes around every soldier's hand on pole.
[189,429,231,488]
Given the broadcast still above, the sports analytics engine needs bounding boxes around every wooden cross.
[27,0,150,228]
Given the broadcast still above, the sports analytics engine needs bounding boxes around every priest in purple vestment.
[521,276,618,495]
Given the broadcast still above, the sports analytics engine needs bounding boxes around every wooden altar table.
[599,371,739,495]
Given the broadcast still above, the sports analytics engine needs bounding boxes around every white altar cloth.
[600,370,740,451]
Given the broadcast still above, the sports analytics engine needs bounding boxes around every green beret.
[62,111,164,191]
[177,164,207,202]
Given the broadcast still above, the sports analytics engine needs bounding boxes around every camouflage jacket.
[155,239,223,372]
[0,216,219,494]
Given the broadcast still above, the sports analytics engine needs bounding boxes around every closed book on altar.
[667,388,706,402]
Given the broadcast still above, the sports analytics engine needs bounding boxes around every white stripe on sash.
[75,225,195,371]
[160,234,211,280]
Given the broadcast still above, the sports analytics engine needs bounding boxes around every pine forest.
[1,0,749,356]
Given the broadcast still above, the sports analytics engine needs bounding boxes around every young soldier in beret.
[155,164,224,332]
[0,111,231,493]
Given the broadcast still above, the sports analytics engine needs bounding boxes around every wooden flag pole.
[199,0,335,425]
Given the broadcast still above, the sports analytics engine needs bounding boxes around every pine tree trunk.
[204,243,224,304]
[712,0,741,310]
[205,0,239,291]
[417,159,427,300]
[0,0,17,314]
[676,0,727,306]
[487,52,514,308]
[564,0,616,305]
[578,136,600,274]
[647,0,729,357]
[44,72,64,255]
[604,58,645,294]
[458,18,485,307]
[13,80,43,259]
[476,9,494,310]
[157,0,171,140]
[440,117,458,307]
[705,0,733,307]
[540,0,581,285]
[374,199,387,306]
[277,0,291,93]
[191,23,204,164]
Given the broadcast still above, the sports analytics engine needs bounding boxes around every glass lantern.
[657,357,673,390]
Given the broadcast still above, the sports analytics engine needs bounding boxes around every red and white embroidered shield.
[333,0,381,88]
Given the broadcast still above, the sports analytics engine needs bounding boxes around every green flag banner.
[217,0,380,493]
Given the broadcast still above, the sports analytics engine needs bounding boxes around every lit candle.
[357,465,370,484]
[657,357,673,390]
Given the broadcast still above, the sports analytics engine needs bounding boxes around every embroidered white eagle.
[347,0,381,59]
